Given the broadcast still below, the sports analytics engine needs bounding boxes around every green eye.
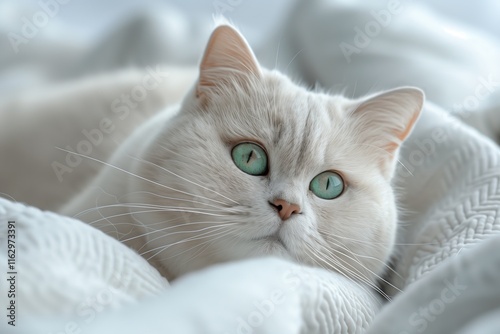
[310,171,344,200]
[231,142,268,176]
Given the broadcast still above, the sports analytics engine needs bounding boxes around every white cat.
[62,24,424,286]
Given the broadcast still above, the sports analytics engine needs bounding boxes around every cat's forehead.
[210,72,353,177]
[264,82,349,175]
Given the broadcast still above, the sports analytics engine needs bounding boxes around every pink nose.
[271,199,301,220]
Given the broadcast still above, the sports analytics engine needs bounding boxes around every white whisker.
[317,233,402,293]
[129,155,240,205]
[141,224,237,259]
[87,207,233,226]
[141,226,236,261]
[121,221,237,244]
[54,147,232,207]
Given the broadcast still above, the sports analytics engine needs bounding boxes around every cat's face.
[139,25,423,283]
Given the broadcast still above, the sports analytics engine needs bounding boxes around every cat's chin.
[252,236,291,259]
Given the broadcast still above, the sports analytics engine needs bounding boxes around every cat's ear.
[196,25,261,100]
[350,87,424,176]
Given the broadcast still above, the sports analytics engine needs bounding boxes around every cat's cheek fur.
[307,178,397,281]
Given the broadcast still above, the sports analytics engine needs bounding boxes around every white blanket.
[1,101,499,334]
[1,1,500,333]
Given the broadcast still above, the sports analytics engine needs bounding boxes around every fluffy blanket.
[1,0,500,333]
[1,102,499,334]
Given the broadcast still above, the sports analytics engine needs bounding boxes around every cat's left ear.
[196,25,261,101]
[350,87,424,177]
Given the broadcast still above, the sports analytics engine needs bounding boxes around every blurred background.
[1,0,500,95]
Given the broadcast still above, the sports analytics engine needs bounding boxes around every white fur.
[62,25,423,284]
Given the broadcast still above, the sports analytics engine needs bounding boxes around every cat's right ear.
[196,25,261,102]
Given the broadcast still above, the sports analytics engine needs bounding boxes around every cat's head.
[140,25,423,282]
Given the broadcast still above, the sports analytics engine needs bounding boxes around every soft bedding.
[1,100,499,333]
[1,1,500,333]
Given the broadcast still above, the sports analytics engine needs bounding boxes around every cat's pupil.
[246,150,254,163]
